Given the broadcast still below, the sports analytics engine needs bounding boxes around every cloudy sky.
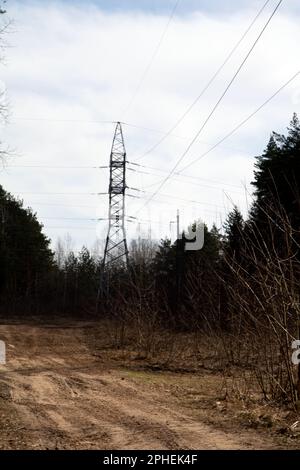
[0,0,299,253]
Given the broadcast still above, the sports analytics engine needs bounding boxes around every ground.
[0,319,298,450]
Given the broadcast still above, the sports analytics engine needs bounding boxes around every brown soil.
[0,319,298,450]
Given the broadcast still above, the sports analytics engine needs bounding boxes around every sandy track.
[0,321,282,450]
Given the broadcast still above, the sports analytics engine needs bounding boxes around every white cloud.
[0,0,299,251]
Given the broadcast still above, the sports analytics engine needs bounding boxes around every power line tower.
[103,122,129,268]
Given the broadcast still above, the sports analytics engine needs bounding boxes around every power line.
[134,0,283,215]
[4,117,245,155]
[41,216,144,223]
[9,116,185,140]
[140,190,225,209]
[123,121,246,154]
[22,202,99,209]
[39,217,108,221]
[10,117,172,133]
[128,167,245,194]
[131,194,228,215]
[128,162,243,189]
[121,186,229,209]
[8,190,140,198]
[4,165,109,169]
[122,121,184,137]
[20,194,228,211]
[179,69,300,173]
[135,0,272,161]
[43,226,98,231]
[121,0,180,118]
[9,117,182,134]
[11,191,108,195]
[11,118,116,124]
[132,69,300,181]
[9,116,244,154]
[127,193,141,199]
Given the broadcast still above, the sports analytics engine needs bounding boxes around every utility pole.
[170,210,182,304]
[103,122,129,268]
[170,210,180,243]
[175,209,181,304]
[176,209,180,240]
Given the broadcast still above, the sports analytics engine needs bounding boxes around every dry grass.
[85,320,300,446]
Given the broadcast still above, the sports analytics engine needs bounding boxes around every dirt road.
[0,320,291,450]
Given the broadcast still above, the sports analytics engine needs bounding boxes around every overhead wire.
[134,0,272,161]
[10,191,108,195]
[179,69,300,173]
[129,69,300,181]
[5,1,292,240]
[3,165,109,169]
[11,118,117,124]
[127,162,244,189]
[128,168,245,194]
[121,0,180,118]
[134,0,284,216]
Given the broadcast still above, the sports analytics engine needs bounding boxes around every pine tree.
[251,114,300,227]
[223,206,244,260]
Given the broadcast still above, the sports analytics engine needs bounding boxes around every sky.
[0,0,300,254]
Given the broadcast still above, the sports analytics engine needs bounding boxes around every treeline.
[1,114,300,404]
[1,114,300,323]
[0,185,223,320]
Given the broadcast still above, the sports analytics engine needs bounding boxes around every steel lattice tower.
[103,122,129,268]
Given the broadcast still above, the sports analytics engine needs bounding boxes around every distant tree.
[59,250,78,314]
[182,224,221,329]
[76,247,98,315]
[150,224,222,329]
[223,206,245,260]
[55,237,65,270]
[54,233,74,269]
[130,237,156,267]
[152,238,174,278]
